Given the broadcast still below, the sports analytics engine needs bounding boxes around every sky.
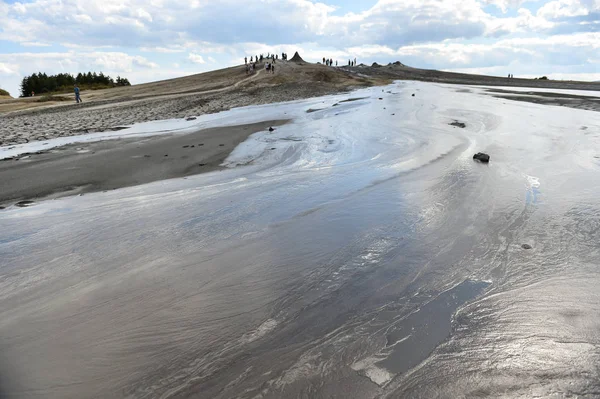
[0,0,599,97]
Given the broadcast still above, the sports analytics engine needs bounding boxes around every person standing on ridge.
[245,57,247,65]
[74,85,82,103]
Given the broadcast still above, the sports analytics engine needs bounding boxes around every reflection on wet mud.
[1,82,600,398]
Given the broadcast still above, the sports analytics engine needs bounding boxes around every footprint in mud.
[15,200,35,208]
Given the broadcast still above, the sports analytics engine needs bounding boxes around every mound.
[393,61,405,66]
[0,88,11,98]
[372,62,381,68]
[290,52,305,63]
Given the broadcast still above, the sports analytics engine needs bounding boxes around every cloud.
[1,0,599,96]
[187,53,206,64]
[0,0,561,51]
[537,0,590,19]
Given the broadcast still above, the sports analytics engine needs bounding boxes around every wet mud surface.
[1,82,600,398]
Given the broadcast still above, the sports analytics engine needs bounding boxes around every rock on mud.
[473,152,490,163]
[15,200,35,208]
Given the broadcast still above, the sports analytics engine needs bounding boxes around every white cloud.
[0,62,19,75]
[1,0,599,96]
[187,53,206,64]
[537,0,590,19]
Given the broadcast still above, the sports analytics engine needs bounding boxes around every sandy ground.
[2,59,599,147]
[0,120,287,206]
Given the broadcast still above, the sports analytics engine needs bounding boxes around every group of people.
[244,52,289,75]
[242,52,361,75]
[320,57,358,67]
[322,57,336,66]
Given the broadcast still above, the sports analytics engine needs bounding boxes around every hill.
[1,55,600,146]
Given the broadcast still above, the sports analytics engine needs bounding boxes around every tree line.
[20,72,131,97]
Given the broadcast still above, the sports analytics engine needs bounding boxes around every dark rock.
[183,145,190,148]
[269,127,275,132]
[199,163,206,166]
[0,206,5,210]
[473,152,490,163]
[186,117,197,121]
[198,144,204,146]
[450,121,466,128]
[379,98,383,100]
[412,94,415,97]
[164,154,168,157]
[522,244,533,250]
[270,148,276,150]
[15,200,35,208]
[191,145,195,148]
[219,144,225,146]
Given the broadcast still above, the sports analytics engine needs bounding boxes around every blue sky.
[0,0,599,96]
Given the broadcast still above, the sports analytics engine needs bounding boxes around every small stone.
[191,145,195,148]
[199,163,206,166]
[473,152,490,163]
[15,200,35,208]
[522,244,533,250]
[379,98,383,100]
[164,154,168,157]
[450,121,466,128]
[219,144,225,146]
[186,117,197,121]
[198,143,204,146]
[269,127,275,132]
[412,94,415,97]
[183,145,189,148]
[270,148,276,150]
[0,206,5,210]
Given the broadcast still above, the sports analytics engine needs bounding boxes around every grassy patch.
[0,88,10,97]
